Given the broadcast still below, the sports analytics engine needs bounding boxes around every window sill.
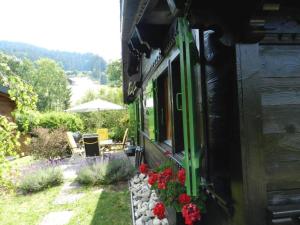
[140,130,183,167]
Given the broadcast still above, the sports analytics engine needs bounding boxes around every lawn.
[0,184,132,225]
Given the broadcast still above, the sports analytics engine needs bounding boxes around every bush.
[16,111,84,132]
[0,116,20,192]
[80,110,129,141]
[29,128,70,160]
[18,167,63,194]
[15,111,40,132]
[76,159,135,186]
[38,112,84,132]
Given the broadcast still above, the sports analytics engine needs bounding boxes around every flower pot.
[176,212,185,225]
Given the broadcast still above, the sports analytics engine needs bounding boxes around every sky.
[0,0,121,61]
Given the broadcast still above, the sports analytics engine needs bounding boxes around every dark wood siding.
[237,44,300,225]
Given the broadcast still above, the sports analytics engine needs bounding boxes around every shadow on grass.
[90,187,132,225]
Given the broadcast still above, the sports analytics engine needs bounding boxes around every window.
[156,70,172,145]
[144,82,155,140]
[155,56,184,153]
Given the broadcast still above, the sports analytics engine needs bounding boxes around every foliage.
[16,111,84,133]
[80,110,129,141]
[0,54,38,113]
[140,162,206,224]
[29,128,70,160]
[0,116,20,191]
[106,59,122,87]
[78,86,123,106]
[76,159,135,186]
[76,90,98,104]
[38,112,84,132]
[0,53,38,191]
[15,111,40,133]
[98,86,123,105]
[0,52,71,111]
[32,58,71,111]
[18,167,63,194]
[0,41,107,78]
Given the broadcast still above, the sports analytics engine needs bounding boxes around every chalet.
[0,85,16,121]
[121,1,300,225]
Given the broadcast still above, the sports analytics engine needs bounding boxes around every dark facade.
[121,1,300,224]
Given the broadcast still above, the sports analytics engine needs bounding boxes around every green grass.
[68,185,132,225]
[0,184,132,225]
[0,186,61,225]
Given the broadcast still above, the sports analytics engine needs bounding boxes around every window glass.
[144,82,155,140]
[157,70,172,146]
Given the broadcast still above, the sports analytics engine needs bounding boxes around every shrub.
[18,167,63,194]
[29,128,70,160]
[15,111,40,133]
[0,116,20,191]
[38,112,84,132]
[15,111,84,132]
[80,110,129,141]
[76,159,135,186]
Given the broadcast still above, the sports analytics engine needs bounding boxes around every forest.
[0,41,107,81]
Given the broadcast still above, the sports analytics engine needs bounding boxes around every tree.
[32,59,71,111]
[106,59,122,86]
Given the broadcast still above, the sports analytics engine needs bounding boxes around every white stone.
[146,210,154,217]
[161,218,169,225]
[139,173,146,179]
[153,218,161,225]
[136,216,144,225]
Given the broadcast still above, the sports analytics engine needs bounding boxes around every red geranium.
[139,163,148,174]
[162,168,172,179]
[153,202,166,219]
[178,193,191,204]
[177,168,185,185]
[157,173,169,190]
[182,203,201,225]
[148,172,158,185]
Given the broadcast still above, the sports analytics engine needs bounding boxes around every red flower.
[139,163,148,174]
[158,179,167,189]
[148,172,158,185]
[157,173,168,190]
[177,168,185,185]
[153,202,165,219]
[181,203,201,225]
[178,193,191,204]
[162,168,173,179]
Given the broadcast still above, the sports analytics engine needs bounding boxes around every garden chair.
[114,128,129,150]
[66,132,85,158]
[98,128,129,152]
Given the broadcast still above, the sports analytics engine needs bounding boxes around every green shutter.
[176,18,201,196]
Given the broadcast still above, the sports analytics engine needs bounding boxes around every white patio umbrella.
[66,99,124,113]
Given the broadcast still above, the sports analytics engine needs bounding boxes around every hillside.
[0,41,106,80]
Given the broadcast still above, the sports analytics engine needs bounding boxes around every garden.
[0,53,134,225]
[0,52,205,225]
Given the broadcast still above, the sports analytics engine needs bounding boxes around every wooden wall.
[0,93,16,121]
[237,43,300,225]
